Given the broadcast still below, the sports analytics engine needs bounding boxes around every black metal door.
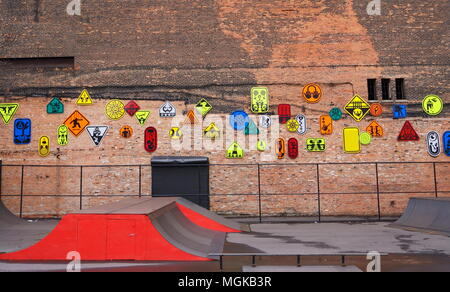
[151,157,210,209]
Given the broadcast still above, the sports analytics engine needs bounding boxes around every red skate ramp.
[0,198,227,261]
[391,197,450,236]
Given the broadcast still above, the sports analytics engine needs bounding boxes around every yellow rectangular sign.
[343,127,361,154]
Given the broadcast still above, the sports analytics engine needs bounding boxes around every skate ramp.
[391,197,450,236]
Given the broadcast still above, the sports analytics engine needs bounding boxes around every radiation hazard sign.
[226,142,244,159]
[344,95,370,122]
[64,110,90,136]
[77,89,93,105]
[0,103,19,125]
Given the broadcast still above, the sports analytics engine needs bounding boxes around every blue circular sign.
[229,110,249,131]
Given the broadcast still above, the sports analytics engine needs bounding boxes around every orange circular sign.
[370,103,383,117]
[302,83,322,103]
[119,125,133,138]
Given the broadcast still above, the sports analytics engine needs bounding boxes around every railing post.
[139,165,142,198]
[20,165,24,218]
[316,164,321,222]
[433,162,438,198]
[375,163,381,221]
[257,164,262,223]
[79,166,83,210]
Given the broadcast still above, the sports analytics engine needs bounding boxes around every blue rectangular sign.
[14,119,32,145]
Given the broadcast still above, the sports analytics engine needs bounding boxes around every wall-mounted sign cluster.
[14,119,31,145]
[144,127,158,153]
[160,101,176,117]
[119,125,133,139]
[345,95,370,122]
[64,110,90,136]
[124,101,140,117]
[47,98,64,114]
[422,95,443,116]
[57,125,69,146]
[135,111,150,126]
[251,87,269,114]
[427,131,440,158]
[105,100,125,120]
[226,142,244,159]
[77,89,93,105]
[303,83,322,103]
[306,138,326,152]
[38,136,50,157]
[0,103,19,124]
[398,121,419,141]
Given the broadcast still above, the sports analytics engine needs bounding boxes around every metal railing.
[0,161,449,222]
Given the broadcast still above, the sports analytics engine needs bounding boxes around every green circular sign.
[329,107,343,121]
[360,132,372,145]
[422,95,443,116]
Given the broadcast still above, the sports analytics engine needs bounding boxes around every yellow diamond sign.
[344,95,370,122]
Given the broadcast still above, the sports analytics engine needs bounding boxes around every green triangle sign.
[244,119,259,135]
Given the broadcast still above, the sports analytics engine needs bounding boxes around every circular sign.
[229,110,249,131]
[360,132,372,145]
[302,83,322,103]
[169,127,182,139]
[105,100,125,120]
[286,119,300,132]
[370,103,383,117]
[422,95,443,116]
[259,115,272,128]
[329,107,342,121]
[119,125,133,138]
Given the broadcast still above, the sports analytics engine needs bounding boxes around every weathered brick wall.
[0,1,448,218]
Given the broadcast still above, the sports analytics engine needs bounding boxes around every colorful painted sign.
[251,87,269,114]
[226,142,244,159]
[135,111,151,126]
[443,131,450,157]
[76,89,93,105]
[276,138,286,159]
[195,98,212,117]
[14,119,31,145]
[320,115,333,135]
[0,103,19,125]
[366,121,384,137]
[229,110,249,131]
[427,131,440,158]
[124,101,141,117]
[343,128,361,154]
[344,95,370,122]
[278,104,291,124]
[286,119,300,133]
[398,121,419,141]
[86,126,109,146]
[159,101,176,117]
[144,127,158,153]
[119,125,133,139]
[203,123,220,139]
[105,100,125,120]
[64,110,90,136]
[295,114,307,134]
[185,110,199,125]
[306,138,326,152]
[422,95,443,116]
[303,83,322,103]
[329,108,342,121]
[288,138,299,159]
[257,140,267,151]
[393,105,407,119]
[169,127,183,139]
[47,98,64,114]
[370,103,383,117]
[38,136,50,157]
[360,132,372,145]
[57,125,69,146]
[244,119,259,135]
[259,115,272,128]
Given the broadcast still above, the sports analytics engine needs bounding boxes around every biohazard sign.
[57,125,69,146]
[398,121,419,141]
[306,138,326,152]
[427,131,440,158]
[286,119,300,133]
[185,110,199,125]
[343,128,361,154]
[303,83,322,103]
[367,121,384,137]
[169,127,182,139]
[77,89,93,105]
[422,95,443,116]
[251,87,269,114]
[276,138,286,159]
[124,101,140,117]
[370,103,383,117]
[0,103,19,125]
[226,142,244,159]
[105,100,125,120]
[86,126,109,146]
[288,138,299,159]
[47,98,64,114]
[320,115,333,135]
[38,136,50,157]
[344,95,370,122]
[119,125,133,139]
[145,127,158,153]
[14,119,31,145]
[135,111,151,126]
[64,110,90,136]
[244,119,259,135]
[203,123,220,139]
[195,98,212,117]
[160,101,176,117]
[278,104,291,124]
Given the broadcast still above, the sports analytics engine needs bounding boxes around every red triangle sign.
[398,121,419,141]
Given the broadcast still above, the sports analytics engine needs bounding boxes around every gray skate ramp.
[391,197,450,236]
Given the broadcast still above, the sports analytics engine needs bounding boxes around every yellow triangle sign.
[77,89,93,105]
[203,122,220,139]
[0,103,19,124]
[226,142,244,159]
